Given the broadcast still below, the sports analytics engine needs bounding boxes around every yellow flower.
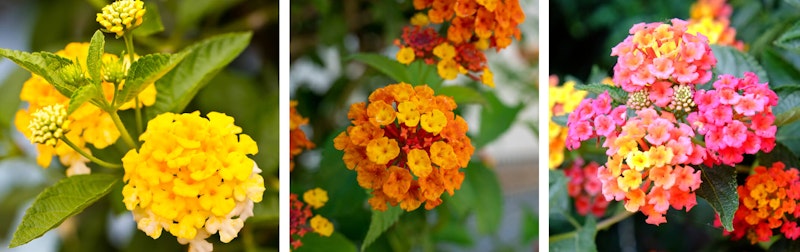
[626,150,651,171]
[618,169,643,192]
[481,67,495,88]
[303,188,328,209]
[420,109,447,134]
[396,46,416,65]
[433,43,456,60]
[407,149,433,177]
[366,137,400,165]
[310,215,333,237]
[96,0,146,37]
[122,111,264,250]
[410,13,429,26]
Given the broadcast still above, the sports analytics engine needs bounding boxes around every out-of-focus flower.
[334,83,473,211]
[548,76,587,169]
[719,162,800,243]
[96,0,146,37]
[290,101,315,171]
[14,42,149,174]
[121,112,264,251]
[565,159,610,217]
[291,188,333,249]
[687,0,744,50]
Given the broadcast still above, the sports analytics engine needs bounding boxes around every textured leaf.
[348,53,411,84]
[295,232,357,252]
[10,174,118,247]
[550,216,597,252]
[0,49,74,96]
[473,90,523,148]
[549,170,569,215]
[86,30,105,85]
[695,165,739,232]
[467,161,503,234]
[117,53,186,108]
[777,121,800,157]
[573,83,627,103]
[361,206,403,251]
[757,142,800,170]
[132,2,164,37]
[148,32,252,118]
[437,85,486,105]
[711,45,769,83]
[775,20,800,52]
[761,48,800,88]
[68,85,98,115]
[774,87,800,126]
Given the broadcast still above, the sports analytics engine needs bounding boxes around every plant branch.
[549,210,636,243]
[61,137,122,168]
[109,110,138,149]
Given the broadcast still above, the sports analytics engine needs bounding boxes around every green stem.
[110,110,138,149]
[134,97,142,136]
[61,137,122,168]
[549,210,635,243]
[123,34,136,65]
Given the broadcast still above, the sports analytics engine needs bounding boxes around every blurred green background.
[0,0,279,251]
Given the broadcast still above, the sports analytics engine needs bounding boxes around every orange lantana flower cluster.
[334,83,474,211]
[394,0,525,86]
[687,0,744,50]
[721,162,800,243]
[290,101,315,171]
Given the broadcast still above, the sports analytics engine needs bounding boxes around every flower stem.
[134,97,142,136]
[123,34,136,65]
[61,137,122,169]
[110,110,138,149]
[549,210,635,243]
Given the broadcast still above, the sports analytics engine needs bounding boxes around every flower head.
[565,160,610,217]
[290,101,315,171]
[290,188,333,249]
[335,83,473,211]
[720,162,800,243]
[122,111,264,250]
[687,0,744,50]
[28,104,70,147]
[549,77,588,169]
[96,0,146,37]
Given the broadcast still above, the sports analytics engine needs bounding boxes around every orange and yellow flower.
[334,83,473,211]
[548,76,587,169]
[290,101,315,171]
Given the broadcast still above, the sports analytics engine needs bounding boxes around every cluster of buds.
[96,0,146,37]
[28,104,70,147]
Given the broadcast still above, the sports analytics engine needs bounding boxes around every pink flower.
[718,88,741,105]
[734,93,763,116]
[649,56,675,79]
[648,81,674,107]
[673,165,701,192]
[570,121,593,141]
[594,115,615,137]
[722,120,747,148]
[645,118,673,145]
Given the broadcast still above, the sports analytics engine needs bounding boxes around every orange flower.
[290,101,315,171]
[335,83,473,211]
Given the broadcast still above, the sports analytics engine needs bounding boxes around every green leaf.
[361,206,403,252]
[86,30,105,85]
[10,174,119,247]
[788,0,800,9]
[549,170,569,215]
[550,216,597,252]
[466,161,503,234]
[67,85,98,115]
[407,60,443,88]
[431,220,473,246]
[0,68,28,128]
[473,90,523,148]
[148,32,252,118]
[770,236,800,251]
[695,165,738,232]
[117,53,186,108]
[521,205,539,244]
[710,45,769,83]
[437,85,486,105]
[295,232,357,252]
[573,83,627,103]
[133,2,165,37]
[775,20,800,52]
[757,142,800,169]
[761,48,800,88]
[552,115,568,127]
[777,121,800,157]
[348,53,411,84]
[774,87,800,126]
[0,49,74,96]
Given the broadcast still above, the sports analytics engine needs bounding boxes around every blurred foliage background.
[0,0,279,251]
[290,0,539,251]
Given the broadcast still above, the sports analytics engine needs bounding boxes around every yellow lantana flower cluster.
[334,83,474,211]
[28,104,70,147]
[686,0,744,50]
[96,0,146,37]
[548,76,588,169]
[14,42,155,175]
[121,112,265,252]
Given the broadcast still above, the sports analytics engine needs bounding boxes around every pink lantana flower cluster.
[611,19,716,93]
[565,159,611,217]
[565,19,778,226]
[688,73,778,166]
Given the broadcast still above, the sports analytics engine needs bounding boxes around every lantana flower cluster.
[14,42,156,176]
[564,159,611,217]
[566,19,778,225]
[334,83,474,211]
[686,0,744,50]
[720,162,800,243]
[290,101,315,171]
[393,0,525,86]
[121,112,265,252]
[290,188,333,249]
[548,76,588,169]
